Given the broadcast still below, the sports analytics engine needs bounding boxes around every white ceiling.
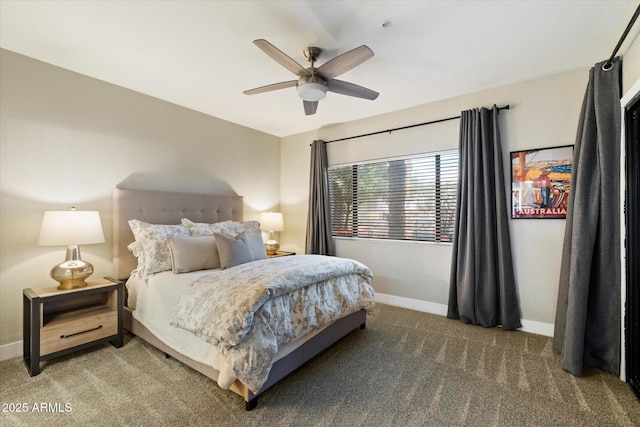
[1,1,638,137]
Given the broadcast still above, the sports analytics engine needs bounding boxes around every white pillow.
[128,219,189,278]
[167,235,220,273]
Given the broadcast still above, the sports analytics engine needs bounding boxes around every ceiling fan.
[243,39,379,116]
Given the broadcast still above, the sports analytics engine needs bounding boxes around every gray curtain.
[305,140,335,255]
[448,106,521,330]
[553,58,622,376]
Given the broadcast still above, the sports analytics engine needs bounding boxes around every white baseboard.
[375,292,554,337]
[375,293,449,316]
[0,340,22,362]
[520,319,554,337]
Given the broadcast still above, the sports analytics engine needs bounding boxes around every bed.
[112,187,375,410]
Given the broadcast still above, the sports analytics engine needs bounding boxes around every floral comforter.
[169,254,375,392]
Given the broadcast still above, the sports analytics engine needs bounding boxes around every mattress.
[126,269,332,388]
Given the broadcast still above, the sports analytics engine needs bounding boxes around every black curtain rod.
[325,105,510,144]
[605,3,640,68]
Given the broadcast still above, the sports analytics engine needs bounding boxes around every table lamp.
[37,208,105,290]
[259,212,284,255]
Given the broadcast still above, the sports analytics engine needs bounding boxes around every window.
[328,150,458,243]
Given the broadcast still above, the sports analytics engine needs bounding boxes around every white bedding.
[126,264,364,389]
[170,255,375,392]
[126,269,225,371]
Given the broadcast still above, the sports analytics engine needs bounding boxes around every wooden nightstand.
[23,278,124,376]
[268,251,295,258]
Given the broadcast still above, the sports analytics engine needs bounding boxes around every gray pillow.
[167,235,220,273]
[245,231,268,260]
[214,232,255,269]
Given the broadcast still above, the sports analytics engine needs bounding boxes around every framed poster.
[510,145,573,219]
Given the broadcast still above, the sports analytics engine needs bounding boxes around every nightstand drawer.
[40,306,117,356]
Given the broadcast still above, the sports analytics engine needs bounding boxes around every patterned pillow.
[240,220,261,233]
[128,219,189,278]
[127,241,143,258]
[127,241,145,280]
[181,218,261,236]
[181,218,237,236]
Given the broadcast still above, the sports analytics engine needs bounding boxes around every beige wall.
[281,30,640,330]
[0,49,281,346]
[281,69,588,327]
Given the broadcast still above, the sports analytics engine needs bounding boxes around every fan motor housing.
[298,73,326,86]
[303,46,322,63]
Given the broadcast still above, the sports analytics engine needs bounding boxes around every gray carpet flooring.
[1,304,638,426]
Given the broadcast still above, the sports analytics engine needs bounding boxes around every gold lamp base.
[265,240,279,256]
[51,246,93,290]
[265,230,280,256]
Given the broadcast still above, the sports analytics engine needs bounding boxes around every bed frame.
[112,187,366,410]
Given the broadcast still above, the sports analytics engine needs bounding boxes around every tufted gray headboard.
[112,187,243,280]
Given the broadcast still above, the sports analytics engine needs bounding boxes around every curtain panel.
[448,106,521,330]
[553,58,622,376]
[305,140,335,255]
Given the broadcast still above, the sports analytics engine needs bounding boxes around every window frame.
[327,149,459,244]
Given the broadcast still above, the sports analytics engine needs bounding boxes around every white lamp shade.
[38,210,105,246]
[297,82,327,101]
[259,212,284,232]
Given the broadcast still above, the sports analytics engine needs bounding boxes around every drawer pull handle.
[60,325,102,339]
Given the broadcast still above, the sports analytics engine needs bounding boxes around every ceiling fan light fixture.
[297,81,327,101]
[246,39,377,113]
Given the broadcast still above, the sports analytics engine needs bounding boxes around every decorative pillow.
[127,241,145,276]
[181,218,261,236]
[128,219,189,278]
[127,241,142,258]
[181,218,237,236]
[167,235,220,273]
[214,232,255,269]
[245,231,267,260]
[240,220,261,234]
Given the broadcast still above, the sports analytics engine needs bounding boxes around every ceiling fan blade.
[253,39,311,77]
[243,80,297,95]
[327,79,379,100]
[303,100,318,115]
[317,45,373,79]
